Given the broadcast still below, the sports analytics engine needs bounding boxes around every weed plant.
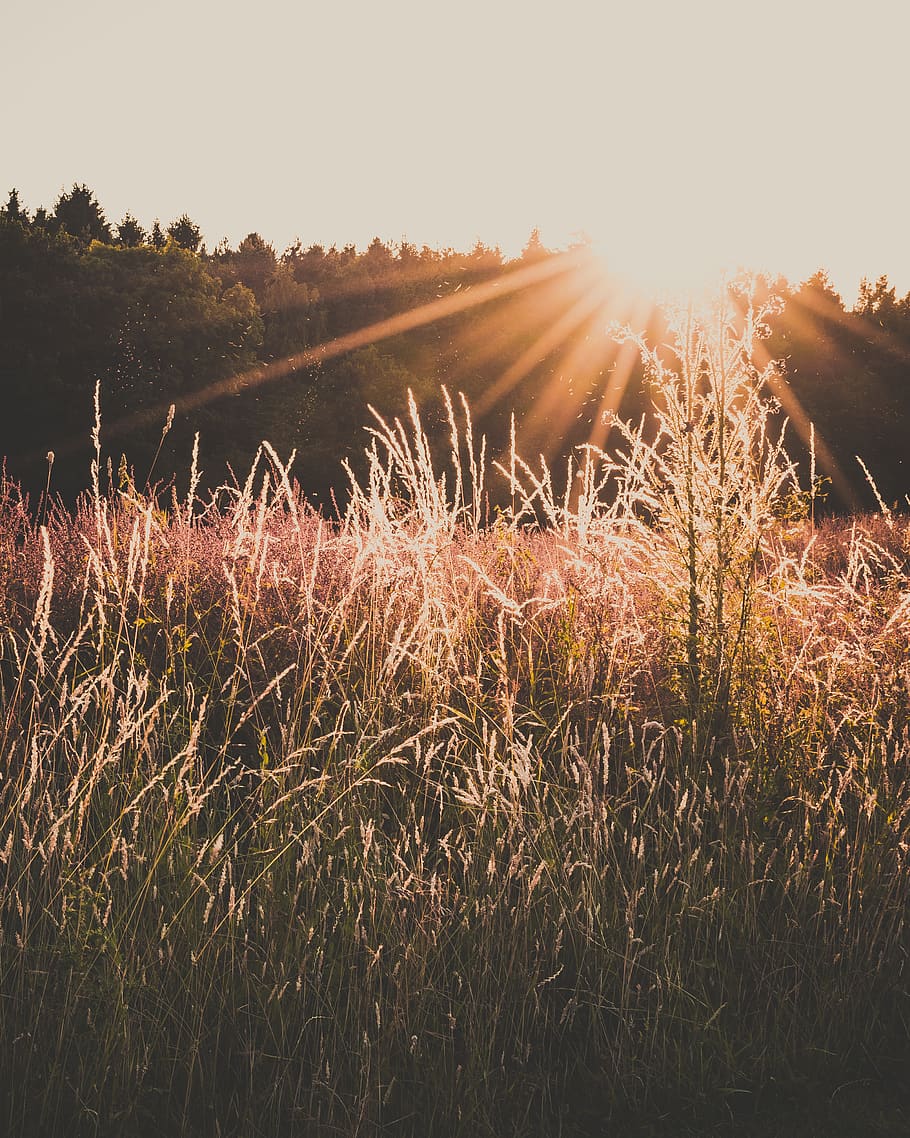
[1,295,910,1136]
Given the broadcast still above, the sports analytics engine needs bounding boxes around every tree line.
[2,183,909,514]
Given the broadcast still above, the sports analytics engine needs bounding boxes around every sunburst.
[53,244,845,520]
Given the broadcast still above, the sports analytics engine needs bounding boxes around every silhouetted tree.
[1,188,27,224]
[520,226,548,262]
[468,239,503,273]
[117,213,146,247]
[855,274,897,323]
[364,235,394,271]
[167,213,202,253]
[54,183,112,244]
[211,232,277,302]
[397,239,419,266]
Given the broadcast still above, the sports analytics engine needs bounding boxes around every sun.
[582,222,744,310]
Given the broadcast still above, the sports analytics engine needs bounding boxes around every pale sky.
[4,0,909,302]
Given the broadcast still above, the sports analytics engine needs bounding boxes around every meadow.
[2,295,910,1136]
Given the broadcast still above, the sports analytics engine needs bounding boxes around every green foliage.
[0,222,263,498]
[212,231,278,301]
[259,260,326,359]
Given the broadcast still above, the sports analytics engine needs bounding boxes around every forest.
[2,183,910,514]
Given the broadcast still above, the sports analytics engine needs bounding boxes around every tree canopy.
[3,184,910,514]
[53,183,112,244]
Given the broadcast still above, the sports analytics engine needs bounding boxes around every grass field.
[2,297,910,1136]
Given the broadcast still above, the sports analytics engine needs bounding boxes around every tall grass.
[1,295,910,1136]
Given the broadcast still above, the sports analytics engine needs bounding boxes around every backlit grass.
[2,293,910,1136]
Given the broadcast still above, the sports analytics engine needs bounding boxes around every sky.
[4,0,910,302]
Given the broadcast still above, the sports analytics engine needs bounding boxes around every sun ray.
[31,241,873,527]
[43,251,591,463]
[452,270,586,380]
[795,279,910,370]
[752,337,860,513]
[518,297,627,460]
[473,280,611,421]
[584,337,643,455]
[754,281,876,511]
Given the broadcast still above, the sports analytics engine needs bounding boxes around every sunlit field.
[3,289,910,1137]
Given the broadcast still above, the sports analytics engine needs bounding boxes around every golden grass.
[1,295,909,1136]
